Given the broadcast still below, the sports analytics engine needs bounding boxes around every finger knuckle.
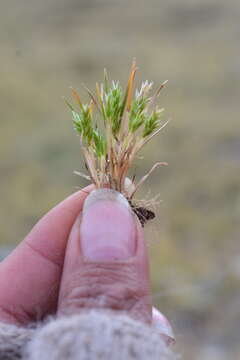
[59,263,149,316]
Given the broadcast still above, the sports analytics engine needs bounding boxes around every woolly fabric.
[0,311,177,360]
[0,322,34,360]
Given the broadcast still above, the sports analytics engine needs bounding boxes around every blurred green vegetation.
[0,0,240,358]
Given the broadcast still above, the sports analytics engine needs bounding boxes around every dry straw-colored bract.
[66,61,168,224]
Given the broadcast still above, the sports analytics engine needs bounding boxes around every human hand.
[0,186,174,344]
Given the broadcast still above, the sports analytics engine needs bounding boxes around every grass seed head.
[66,61,168,216]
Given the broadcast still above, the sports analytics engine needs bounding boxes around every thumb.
[57,189,152,323]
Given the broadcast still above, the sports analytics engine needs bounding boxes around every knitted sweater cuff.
[0,321,34,360]
[0,311,177,360]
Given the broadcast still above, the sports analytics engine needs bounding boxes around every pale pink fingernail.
[152,307,176,346]
[80,189,136,261]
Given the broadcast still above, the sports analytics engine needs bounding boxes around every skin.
[0,185,174,343]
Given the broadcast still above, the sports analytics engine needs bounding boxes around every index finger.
[0,185,93,325]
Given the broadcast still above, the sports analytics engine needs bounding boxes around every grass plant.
[66,61,168,224]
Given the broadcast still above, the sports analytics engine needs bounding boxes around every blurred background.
[0,0,239,358]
